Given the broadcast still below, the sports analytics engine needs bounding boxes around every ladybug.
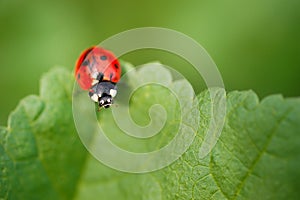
[75,46,121,108]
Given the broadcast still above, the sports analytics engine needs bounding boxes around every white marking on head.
[99,100,105,105]
[110,89,117,97]
[90,94,98,102]
[107,98,111,103]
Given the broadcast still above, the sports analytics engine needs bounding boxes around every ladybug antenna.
[111,103,119,108]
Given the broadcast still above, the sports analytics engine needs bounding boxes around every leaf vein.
[233,107,294,199]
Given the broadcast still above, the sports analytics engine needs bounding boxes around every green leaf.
[0,68,87,200]
[1,63,300,200]
[152,91,300,199]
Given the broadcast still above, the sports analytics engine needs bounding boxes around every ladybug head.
[89,81,117,109]
[98,94,113,108]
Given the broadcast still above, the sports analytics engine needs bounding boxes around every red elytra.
[75,46,121,90]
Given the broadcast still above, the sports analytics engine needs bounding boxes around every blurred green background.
[0,0,299,125]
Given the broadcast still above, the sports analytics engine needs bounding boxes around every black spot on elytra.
[77,73,81,79]
[82,60,89,66]
[114,63,119,69]
[100,55,107,60]
[97,73,104,81]
[110,73,113,80]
